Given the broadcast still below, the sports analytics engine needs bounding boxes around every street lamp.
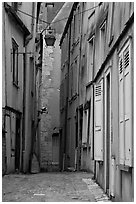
[44,26,56,46]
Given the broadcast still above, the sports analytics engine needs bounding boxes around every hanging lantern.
[44,27,56,46]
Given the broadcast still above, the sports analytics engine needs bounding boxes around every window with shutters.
[119,38,133,167]
[94,79,103,161]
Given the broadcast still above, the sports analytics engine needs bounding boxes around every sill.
[13,82,19,89]
[119,164,132,172]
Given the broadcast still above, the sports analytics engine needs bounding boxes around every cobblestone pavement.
[2,172,111,202]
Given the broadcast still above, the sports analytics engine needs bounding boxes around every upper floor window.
[87,35,94,82]
[12,38,19,86]
[100,20,107,64]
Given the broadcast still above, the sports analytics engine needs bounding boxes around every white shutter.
[119,39,133,167]
[119,55,125,165]
[123,44,132,166]
[94,79,103,161]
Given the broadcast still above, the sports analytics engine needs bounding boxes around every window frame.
[12,38,19,87]
[87,35,95,83]
[100,20,107,64]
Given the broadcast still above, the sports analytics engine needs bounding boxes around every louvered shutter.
[119,55,125,165]
[123,44,132,166]
[94,79,103,161]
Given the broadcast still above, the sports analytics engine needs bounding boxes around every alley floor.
[2,172,111,202]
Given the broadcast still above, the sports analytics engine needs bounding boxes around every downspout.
[22,46,26,172]
[22,3,36,172]
[3,6,7,109]
[3,4,8,174]
[93,3,96,179]
[63,22,72,171]
[77,2,83,171]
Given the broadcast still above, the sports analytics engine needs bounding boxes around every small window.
[12,38,19,86]
[100,20,106,64]
[88,35,94,82]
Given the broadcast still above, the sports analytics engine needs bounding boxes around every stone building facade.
[60,2,134,201]
[2,2,41,174]
[39,2,73,172]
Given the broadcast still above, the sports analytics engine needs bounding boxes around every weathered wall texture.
[60,2,134,202]
[2,2,40,174]
[40,3,73,171]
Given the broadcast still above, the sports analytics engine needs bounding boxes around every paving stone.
[3,172,111,202]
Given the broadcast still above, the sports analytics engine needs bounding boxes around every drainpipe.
[93,3,96,179]
[3,6,7,109]
[77,2,83,171]
[22,47,26,172]
[3,4,8,174]
[21,3,36,172]
[63,20,71,171]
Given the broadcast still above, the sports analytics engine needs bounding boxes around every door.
[94,79,103,161]
[78,106,83,170]
[15,117,21,170]
[104,70,111,195]
[106,73,110,193]
[52,133,59,165]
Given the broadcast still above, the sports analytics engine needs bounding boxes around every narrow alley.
[2,172,111,202]
[2,2,134,202]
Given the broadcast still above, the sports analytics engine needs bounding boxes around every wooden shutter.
[94,79,103,161]
[119,39,133,166]
[119,55,125,165]
[123,44,132,166]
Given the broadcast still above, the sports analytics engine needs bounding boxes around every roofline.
[4,2,30,36]
[59,2,78,46]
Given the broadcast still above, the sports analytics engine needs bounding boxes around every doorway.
[104,70,111,195]
[78,106,83,170]
[52,133,59,166]
[15,117,21,171]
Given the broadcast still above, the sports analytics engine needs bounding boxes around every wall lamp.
[39,26,56,47]
[44,26,56,46]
